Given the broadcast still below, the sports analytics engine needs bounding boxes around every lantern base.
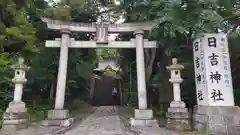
[2,101,28,131]
[170,101,186,108]
[1,119,28,131]
[166,107,191,131]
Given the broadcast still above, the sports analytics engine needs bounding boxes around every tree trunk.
[49,78,55,103]
[145,48,156,84]
[157,51,172,111]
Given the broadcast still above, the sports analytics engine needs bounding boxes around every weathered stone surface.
[41,17,155,33]
[42,117,74,127]
[130,109,157,127]
[130,118,158,127]
[1,119,28,131]
[193,105,240,135]
[166,119,191,131]
[2,119,27,125]
[170,101,186,108]
[134,109,153,120]
[166,107,191,131]
[168,107,188,112]
[0,124,66,135]
[167,108,189,119]
[61,118,74,127]
[6,101,27,113]
[47,109,70,120]
[1,123,28,131]
[227,125,240,135]
[2,101,28,131]
[41,109,74,127]
[3,111,28,120]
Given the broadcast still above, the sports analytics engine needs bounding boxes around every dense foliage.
[0,0,100,116]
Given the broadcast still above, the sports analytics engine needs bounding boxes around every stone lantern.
[2,57,30,130]
[166,58,185,108]
[165,58,191,131]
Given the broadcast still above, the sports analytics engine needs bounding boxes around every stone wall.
[193,105,240,135]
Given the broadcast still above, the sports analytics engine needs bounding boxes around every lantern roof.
[166,58,184,70]
[10,57,30,70]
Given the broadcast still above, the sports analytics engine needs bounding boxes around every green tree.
[0,0,38,109]
[119,0,240,107]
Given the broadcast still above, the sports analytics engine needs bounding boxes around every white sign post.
[193,33,234,106]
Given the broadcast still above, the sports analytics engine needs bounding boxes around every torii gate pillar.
[130,30,158,127]
[42,29,74,127]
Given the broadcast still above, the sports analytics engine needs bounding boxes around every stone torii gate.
[41,18,158,126]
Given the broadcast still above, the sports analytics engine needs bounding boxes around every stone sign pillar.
[42,29,74,127]
[130,30,157,127]
[2,57,29,130]
[192,33,240,135]
[165,58,191,131]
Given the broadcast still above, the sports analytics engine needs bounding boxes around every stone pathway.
[0,106,181,135]
[63,106,180,135]
[63,106,130,135]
